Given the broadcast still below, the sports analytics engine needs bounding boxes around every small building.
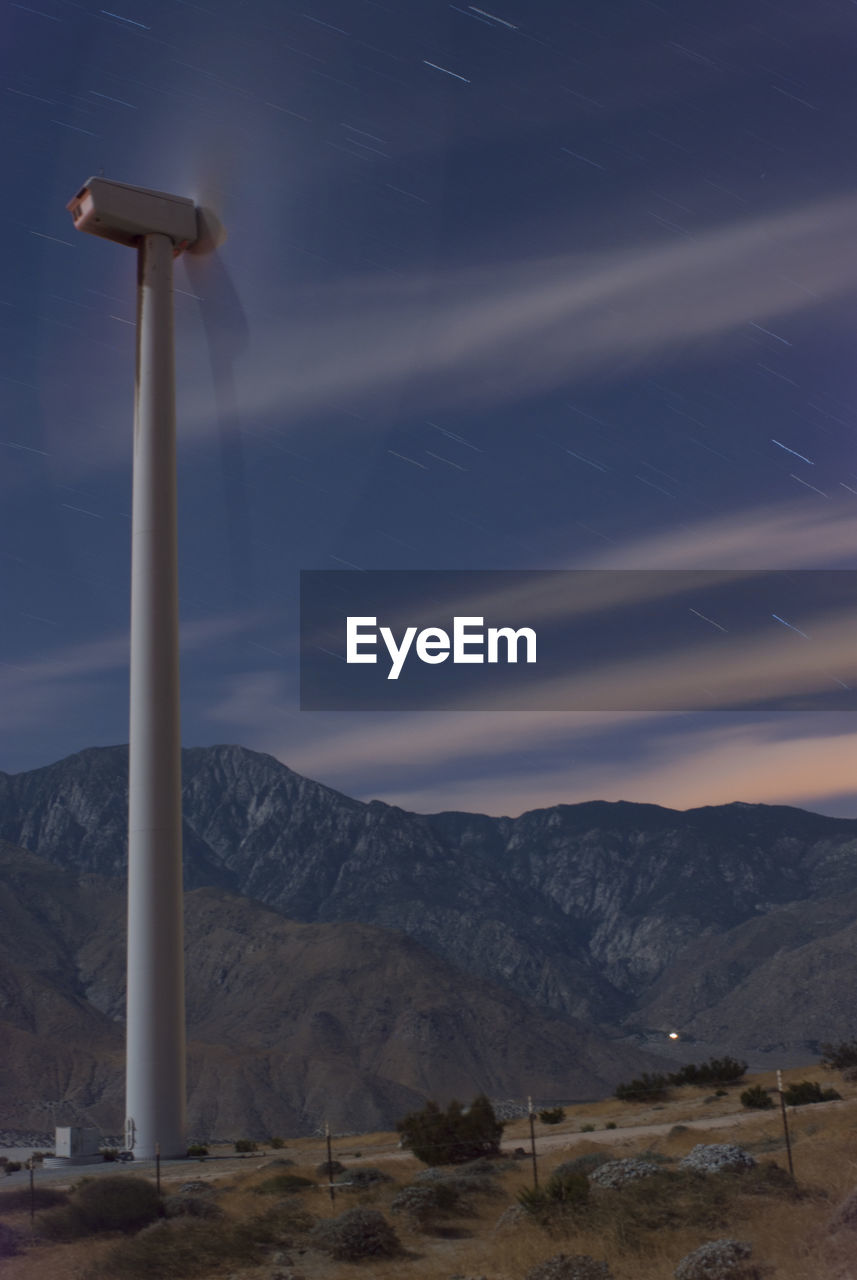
[43,1127,104,1167]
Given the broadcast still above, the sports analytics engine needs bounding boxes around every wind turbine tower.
[66,178,211,1159]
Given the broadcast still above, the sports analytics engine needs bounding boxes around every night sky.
[3,0,857,817]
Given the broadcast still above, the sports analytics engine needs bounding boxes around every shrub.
[186,1144,208,1157]
[518,1170,590,1222]
[740,1085,774,1110]
[539,1107,566,1125]
[83,1217,267,1279]
[605,1121,617,1130]
[673,1236,761,1279]
[581,1123,596,1132]
[783,1080,841,1106]
[582,1169,731,1249]
[590,1159,662,1190]
[269,1136,285,1149]
[678,1145,755,1175]
[615,1073,670,1102]
[390,1181,461,1226]
[316,1159,346,1178]
[234,1139,257,1153]
[670,1059,748,1088]
[253,1173,314,1195]
[39,1175,160,1239]
[3,1162,22,1175]
[101,1148,119,1162]
[820,1039,857,1080]
[309,1206,401,1260]
[396,1093,503,1165]
[161,1195,223,1219]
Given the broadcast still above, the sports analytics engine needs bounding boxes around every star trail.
[2,0,857,816]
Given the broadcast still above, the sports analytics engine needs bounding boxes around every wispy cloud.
[0,613,260,732]
[39,189,857,480]
[169,190,857,432]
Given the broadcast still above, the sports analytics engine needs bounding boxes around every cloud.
[39,189,857,482]
[0,613,260,732]
[204,499,857,790]
[170,189,857,432]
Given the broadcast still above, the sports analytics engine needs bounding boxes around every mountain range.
[1,743,855,1138]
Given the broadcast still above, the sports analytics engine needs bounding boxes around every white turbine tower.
[66,178,222,1160]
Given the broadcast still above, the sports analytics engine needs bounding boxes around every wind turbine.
[66,178,224,1160]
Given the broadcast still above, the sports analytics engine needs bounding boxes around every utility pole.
[777,1070,795,1179]
[527,1096,539,1188]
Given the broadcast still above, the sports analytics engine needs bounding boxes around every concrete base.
[42,1154,105,1168]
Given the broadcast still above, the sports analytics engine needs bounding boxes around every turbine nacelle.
[67,177,199,254]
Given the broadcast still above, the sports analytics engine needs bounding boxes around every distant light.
[668,1032,680,1040]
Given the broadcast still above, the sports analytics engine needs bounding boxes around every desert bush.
[783,1080,841,1106]
[522,1253,614,1280]
[518,1170,590,1223]
[615,1073,670,1102]
[678,1146,756,1175]
[458,1155,508,1176]
[673,1236,761,1279]
[586,1170,733,1250]
[670,1058,747,1088]
[310,1206,401,1260]
[83,1217,267,1279]
[590,1159,662,1189]
[253,1173,314,1195]
[606,1121,617,1130]
[3,1162,22,1175]
[740,1085,774,1110]
[396,1093,504,1166]
[101,1148,119,1162]
[820,1038,857,1079]
[38,1174,160,1239]
[234,1138,257,1153]
[186,1144,208,1157]
[539,1106,566,1125]
[390,1180,462,1226]
[316,1159,346,1178]
[269,1136,285,1149]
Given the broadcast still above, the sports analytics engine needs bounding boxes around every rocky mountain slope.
[0,842,660,1138]
[2,744,856,1043]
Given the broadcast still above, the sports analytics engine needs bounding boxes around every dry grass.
[2,1073,856,1279]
